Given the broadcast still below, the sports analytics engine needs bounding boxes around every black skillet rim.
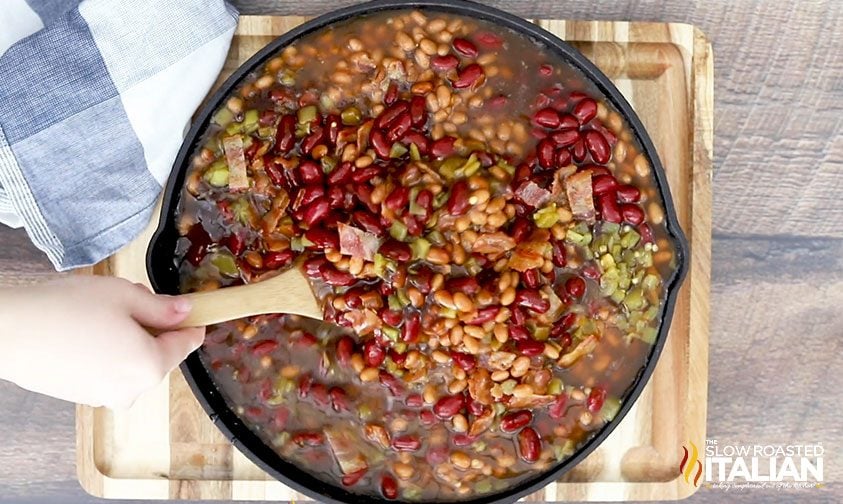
[146,1,691,502]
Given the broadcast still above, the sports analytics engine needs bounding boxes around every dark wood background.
[1,1,840,503]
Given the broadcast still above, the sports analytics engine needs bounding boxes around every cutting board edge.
[75,17,713,502]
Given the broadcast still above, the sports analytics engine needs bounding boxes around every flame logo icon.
[679,442,703,487]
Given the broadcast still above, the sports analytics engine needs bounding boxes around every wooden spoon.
[175,268,322,328]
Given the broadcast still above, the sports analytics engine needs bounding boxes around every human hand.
[0,276,205,409]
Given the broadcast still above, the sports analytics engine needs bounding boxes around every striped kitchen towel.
[0,0,238,270]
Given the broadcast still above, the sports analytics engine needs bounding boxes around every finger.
[127,288,194,329]
[155,327,206,373]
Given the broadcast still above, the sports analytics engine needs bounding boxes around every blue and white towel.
[0,0,238,270]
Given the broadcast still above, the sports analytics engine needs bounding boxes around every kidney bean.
[501,410,533,432]
[269,88,291,103]
[298,374,313,398]
[522,268,540,289]
[370,129,391,158]
[300,128,324,156]
[263,250,294,270]
[532,107,560,128]
[420,409,437,426]
[380,308,403,327]
[224,232,246,257]
[185,224,211,266]
[538,63,553,77]
[301,198,331,227]
[592,174,618,195]
[509,324,530,341]
[572,139,587,162]
[452,63,484,89]
[468,399,487,417]
[510,217,533,243]
[616,184,641,203]
[387,111,412,142]
[381,474,398,499]
[433,394,465,419]
[638,223,655,244]
[430,136,457,159]
[573,97,598,124]
[587,386,607,413]
[379,239,412,262]
[444,276,480,294]
[402,213,423,236]
[335,336,354,366]
[304,227,339,250]
[453,37,478,57]
[309,383,330,407]
[555,148,572,167]
[550,238,567,267]
[517,427,541,463]
[409,95,428,127]
[401,130,430,154]
[251,340,278,356]
[409,267,434,294]
[516,339,545,356]
[376,101,409,129]
[292,432,325,447]
[406,394,423,408]
[451,351,477,371]
[402,311,420,342]
[475,31,503,49]
[384,81,398,106]
[327,185,345,209]
[384,186,410,212]
[363,340,386,367]
[327,160,353,185]
[582,164,612,178]
[303,257,328,278]
[351,166,381,184]
[274,115,296,153]
[318,263,357,286]
[274,407,290,430]
[565,276,586,298]
[487,94,508,108]
[621,203,645,225]
[341,467,367,486]
[453,433,476,447]
[584,130,611,164]
[548,394,568,420]
[530,127,548,140]
[536,138,556,169]
[446,179,470,215]
[508,306,525,327]
[597,193,622,223]
[549,129,579,147]
[467,306,500,325]
[292,185,323,212]
[379,370,405,396]
[329,387,349,412]
[431,54,460,72]
[391,435,421,452]
[514,289,550,313]
[558,113,579,130]
[389,350,406,367]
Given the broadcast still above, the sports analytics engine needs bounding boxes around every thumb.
[155,327,206,372]
[128,288,193,329]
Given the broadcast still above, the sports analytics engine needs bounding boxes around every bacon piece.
[223,135,248,190]
[565,171,595,222]
[338,223,380,261]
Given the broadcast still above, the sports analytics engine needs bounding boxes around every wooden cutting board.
[76,15,712,502]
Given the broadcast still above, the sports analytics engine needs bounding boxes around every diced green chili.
[204,161,229,187]
[389,220,408,241]
[211,252,239,277]
[389,142,408,158]
[341,106,362,125]
[533,204,560,228]
[297,105,317,124]
[410,237,430,260]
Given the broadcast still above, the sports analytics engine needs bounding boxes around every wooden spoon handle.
[175,268,323,328]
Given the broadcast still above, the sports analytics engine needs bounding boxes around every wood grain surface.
[0,1,841,504]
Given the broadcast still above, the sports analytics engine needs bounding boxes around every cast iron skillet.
[146,0,690,502]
